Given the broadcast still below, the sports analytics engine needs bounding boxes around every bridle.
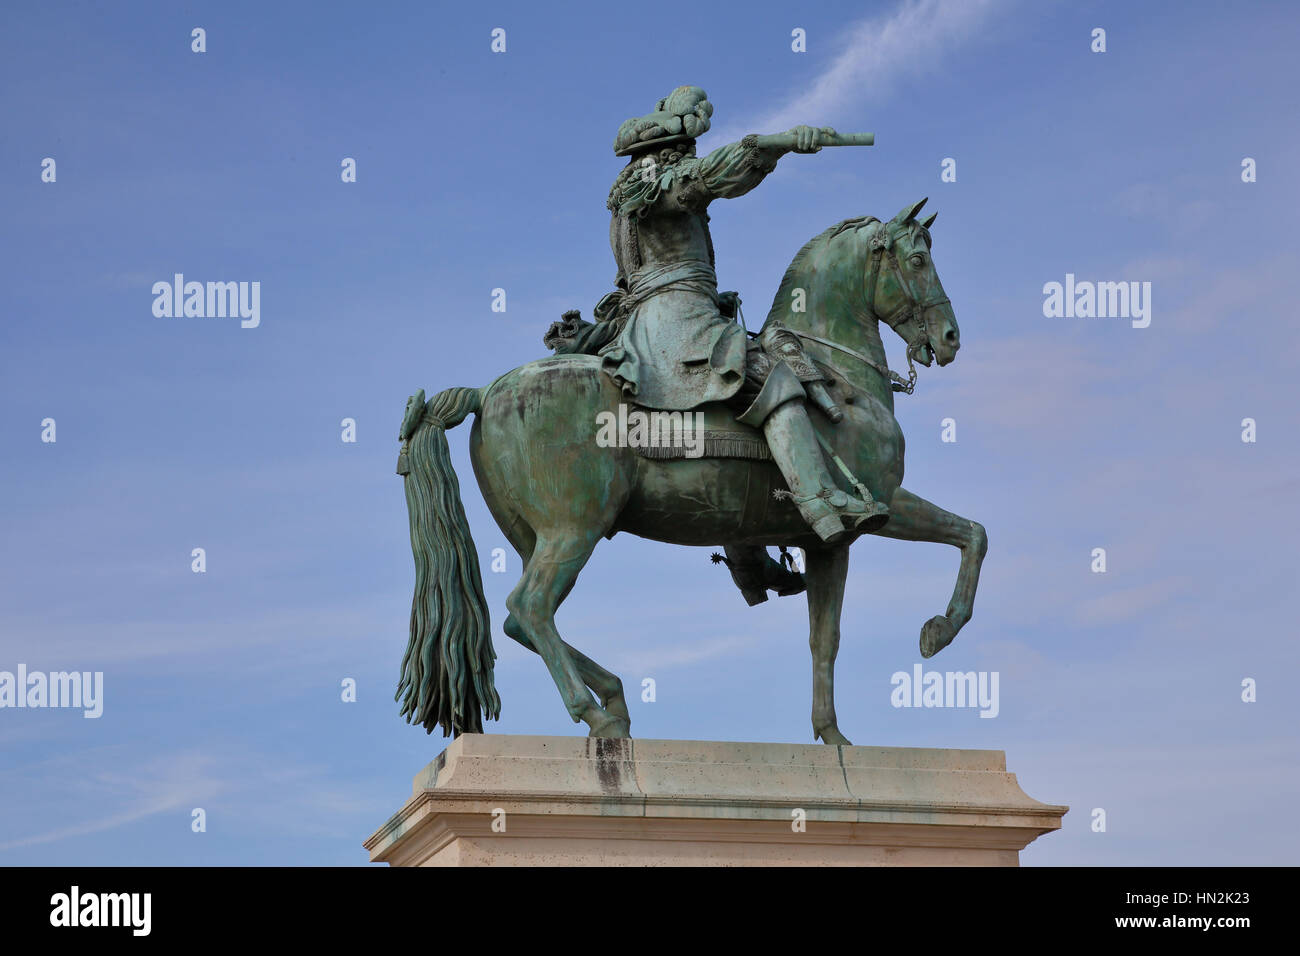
[794,219,949,396]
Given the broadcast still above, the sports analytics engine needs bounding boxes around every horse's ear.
[892,197,928,224]
[919,212,937,229]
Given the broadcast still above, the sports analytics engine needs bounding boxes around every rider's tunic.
[601,138,783,411]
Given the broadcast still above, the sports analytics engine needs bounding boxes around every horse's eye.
[910,254,925,268]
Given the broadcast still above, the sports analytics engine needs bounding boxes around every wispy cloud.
[716,0,1008,139]
[0,746,380,856]
[910,335,1126,432]
[610,633,758,674]
[0,750,223,852]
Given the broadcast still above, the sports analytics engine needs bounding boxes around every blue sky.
[1,0,1297,865]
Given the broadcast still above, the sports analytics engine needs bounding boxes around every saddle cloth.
[629,402,772,462]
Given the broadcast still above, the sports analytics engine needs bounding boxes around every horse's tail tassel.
[395,386,499,736]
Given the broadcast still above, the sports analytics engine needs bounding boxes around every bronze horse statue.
[395,198,987,743]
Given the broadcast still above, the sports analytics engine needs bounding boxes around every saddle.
[546,295,777,463]
[546,294,843,464]
[627,402,772,462]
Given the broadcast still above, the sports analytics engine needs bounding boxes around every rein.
[790,330,917,395]
[793,220,948,396]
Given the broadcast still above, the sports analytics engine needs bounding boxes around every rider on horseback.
[396,89,975,739]
[597,86,888,544]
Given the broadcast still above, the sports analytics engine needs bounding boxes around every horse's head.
[868,198,960,368]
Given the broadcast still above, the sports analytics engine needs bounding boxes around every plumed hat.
[613,86,714,156]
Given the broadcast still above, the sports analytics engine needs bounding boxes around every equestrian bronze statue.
[394,86,987,743]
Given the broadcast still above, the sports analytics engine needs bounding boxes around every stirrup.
[775,487,889,541]
[773,488,860,542]
[776,486,863,511]
[808,433,892,533]
[848,506,890,533]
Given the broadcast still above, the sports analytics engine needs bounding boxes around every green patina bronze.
[395,87,987,743]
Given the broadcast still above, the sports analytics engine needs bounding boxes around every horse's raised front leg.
[871,487,987,658]
[804,542,852,745]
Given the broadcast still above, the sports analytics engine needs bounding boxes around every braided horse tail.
[395,386,499,736]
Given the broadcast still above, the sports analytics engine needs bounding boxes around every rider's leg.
[713,544,806,606]
[759,324,844,423]
[738,361,887,543]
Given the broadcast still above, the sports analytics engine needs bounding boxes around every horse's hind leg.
[805,543,852,745]
[504,532,630,738]
[496,518,628,727]
[502,613,628,727]
[871,487,987,658]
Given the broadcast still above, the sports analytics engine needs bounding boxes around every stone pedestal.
[365,734,1066,866]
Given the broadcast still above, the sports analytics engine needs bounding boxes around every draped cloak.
[601,139,783,411]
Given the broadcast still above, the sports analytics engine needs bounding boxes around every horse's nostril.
[945,329,959,344]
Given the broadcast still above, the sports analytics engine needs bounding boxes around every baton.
[752,131,874,148]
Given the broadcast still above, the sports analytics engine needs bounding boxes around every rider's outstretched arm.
[692,125,834,201]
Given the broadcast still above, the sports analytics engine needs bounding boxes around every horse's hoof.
[920,615,957,658]
[601,694,631,724]
[587,714,631,739]
[815,726,853,746]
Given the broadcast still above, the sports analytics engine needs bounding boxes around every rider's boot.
[739,362,889,543]
[764,399,885,542]
[712,545,806,606]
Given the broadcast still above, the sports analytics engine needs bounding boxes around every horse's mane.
[771,215,879,317]
[770,214,935,326]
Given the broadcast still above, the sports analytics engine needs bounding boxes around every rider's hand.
[790,125,837,153]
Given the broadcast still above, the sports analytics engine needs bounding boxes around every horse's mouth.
[913,342,935,368]
[928,341,960,367]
